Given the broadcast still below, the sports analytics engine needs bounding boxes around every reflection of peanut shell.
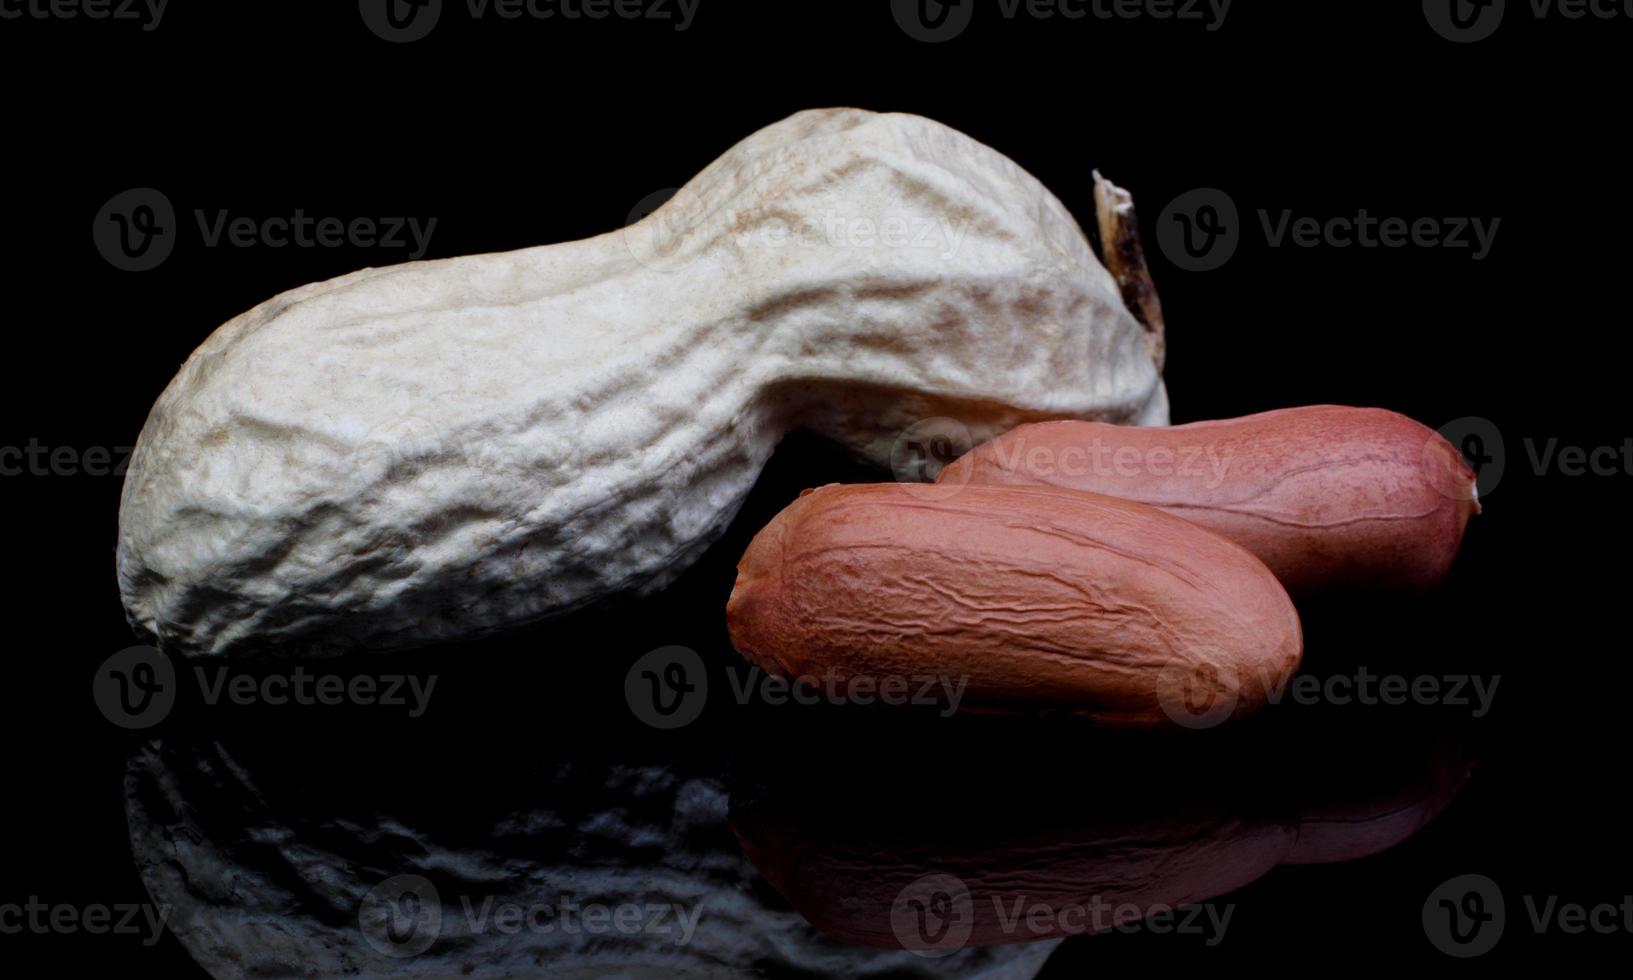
[727,483,1301,726]
[125,728,1059,979]
[939,406,1479,594]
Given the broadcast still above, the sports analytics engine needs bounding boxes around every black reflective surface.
[5,5,1626,975]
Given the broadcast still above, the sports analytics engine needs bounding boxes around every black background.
[3,0,1627,974]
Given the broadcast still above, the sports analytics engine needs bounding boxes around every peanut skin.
[726,483,1301,727]
[937,406,1479,594]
